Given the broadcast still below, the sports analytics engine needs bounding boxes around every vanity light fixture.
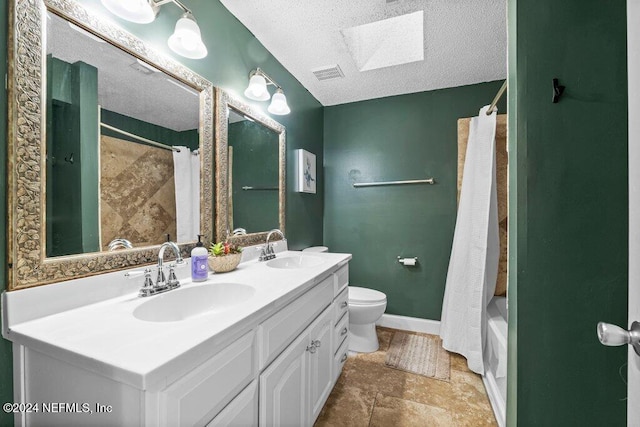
[100,0,207,59]
[244,68,291,115]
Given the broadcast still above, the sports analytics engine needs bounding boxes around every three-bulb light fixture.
[244,68,291,115]
[100,0,207,59]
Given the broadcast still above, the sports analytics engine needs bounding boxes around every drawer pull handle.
[312,339,321,348]
[340,301,348,309]
[341,327,348,336]
[341,353,348,363]
[306,344,317,354]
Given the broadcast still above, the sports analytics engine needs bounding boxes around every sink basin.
[267,255,324,269]
[133,283,255,322]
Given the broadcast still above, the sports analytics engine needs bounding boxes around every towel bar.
[353,178,435,188]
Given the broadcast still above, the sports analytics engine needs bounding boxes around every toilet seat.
[349,286,387,304]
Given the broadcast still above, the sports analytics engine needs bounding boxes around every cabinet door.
[207,381,258,427]
[259,330,309,427]
[308,306,334,423]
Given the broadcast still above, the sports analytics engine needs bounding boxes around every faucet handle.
[142,270,154,289]
[136,268,156,297]
[166,265,180,289]
[125,268,150,279]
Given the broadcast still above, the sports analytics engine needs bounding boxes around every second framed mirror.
[215,89,286,246]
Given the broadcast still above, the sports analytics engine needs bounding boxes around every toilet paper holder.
[397,256,418,266]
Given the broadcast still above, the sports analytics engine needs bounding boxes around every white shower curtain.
[440,105,499,375]
[173,146,200,243]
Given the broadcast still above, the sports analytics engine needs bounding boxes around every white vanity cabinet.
[259,305,333,427]
[6,254,351,427]
[259,264,349,427]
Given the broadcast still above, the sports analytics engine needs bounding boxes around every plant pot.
[207,253,242,273]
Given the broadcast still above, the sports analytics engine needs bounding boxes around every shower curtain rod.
[486,80,507,115]
[100,122,180,153]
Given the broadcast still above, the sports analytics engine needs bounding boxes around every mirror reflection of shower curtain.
[173,146,200,242]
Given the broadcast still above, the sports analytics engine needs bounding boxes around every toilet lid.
[302,246,329,253]
[349,286,387,304]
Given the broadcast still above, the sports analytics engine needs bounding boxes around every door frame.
[628,0,640,423]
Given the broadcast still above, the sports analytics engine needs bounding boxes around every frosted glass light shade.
[168,14,208,59]
[100,0,158,24]
[244,74,270,101]
[267,89,291,115]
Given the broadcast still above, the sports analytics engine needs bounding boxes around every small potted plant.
[208,241,243,273]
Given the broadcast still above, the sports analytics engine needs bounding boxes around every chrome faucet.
[156,241,184,289]
[259,229,285,261]
[126,241,185,297]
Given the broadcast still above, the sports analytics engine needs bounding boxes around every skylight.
[341,11,424,72]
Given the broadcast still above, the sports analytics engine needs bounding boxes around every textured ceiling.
[47,12,199,132]
[219,0,507,106]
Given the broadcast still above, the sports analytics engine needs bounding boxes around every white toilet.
[348,286,387,353]
[302,246,329,253]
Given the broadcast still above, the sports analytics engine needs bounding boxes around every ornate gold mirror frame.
[215,89,286,247]
[7,0,214,290]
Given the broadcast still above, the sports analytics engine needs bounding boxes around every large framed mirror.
[215,89,285,246]
[7,0,214,290]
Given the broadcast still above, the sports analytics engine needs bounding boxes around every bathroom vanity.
[3,2,345,425]
[2,250,351,426]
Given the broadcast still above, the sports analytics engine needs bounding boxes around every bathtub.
[483,296,507,427]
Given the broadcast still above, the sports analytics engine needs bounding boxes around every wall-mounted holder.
[552,78,565,103]
[398,256,418,266]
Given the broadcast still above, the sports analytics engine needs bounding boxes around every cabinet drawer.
[162,330,256,427]
[333,287,349,325]
[258,276,333,369]
[333,339,349,383]
[207,380,258,427]
[334,313,349,354]
[333,264,349,297]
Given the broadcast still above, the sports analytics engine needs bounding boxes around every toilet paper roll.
[400,258,417,266]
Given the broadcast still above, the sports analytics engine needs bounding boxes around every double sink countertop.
[2,249,351,392]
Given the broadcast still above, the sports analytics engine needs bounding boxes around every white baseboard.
[482,369,506,427]
[376,314,440,335]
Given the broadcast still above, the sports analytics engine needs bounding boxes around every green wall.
[101,109,198,151]
[0,2,323,426]
[229,120,279,233]
[46,57,101,257]
[508,0,628,425]
[324,82,506,320]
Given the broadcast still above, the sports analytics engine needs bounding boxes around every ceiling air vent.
[312,65,344,81]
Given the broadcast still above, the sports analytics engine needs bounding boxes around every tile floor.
[315,327,497,427]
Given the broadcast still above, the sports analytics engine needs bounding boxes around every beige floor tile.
[450,352,473,373]
[318,327,498,427]
[370,394,455,427]
[314,383,377,427]
[340,357,410,396]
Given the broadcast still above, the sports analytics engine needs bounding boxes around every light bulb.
[244,74,270,101]
[168,13,208,59]
[100,0,157,24]
[267,89,291,115]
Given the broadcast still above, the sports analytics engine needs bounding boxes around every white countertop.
[2,250,351,391]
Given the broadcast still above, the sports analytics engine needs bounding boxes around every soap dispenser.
[191,235,209,282]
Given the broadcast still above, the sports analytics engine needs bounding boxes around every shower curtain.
[440,105,499,375]
[173,146,200,242]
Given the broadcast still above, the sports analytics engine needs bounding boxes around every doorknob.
[597,321,640,356]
